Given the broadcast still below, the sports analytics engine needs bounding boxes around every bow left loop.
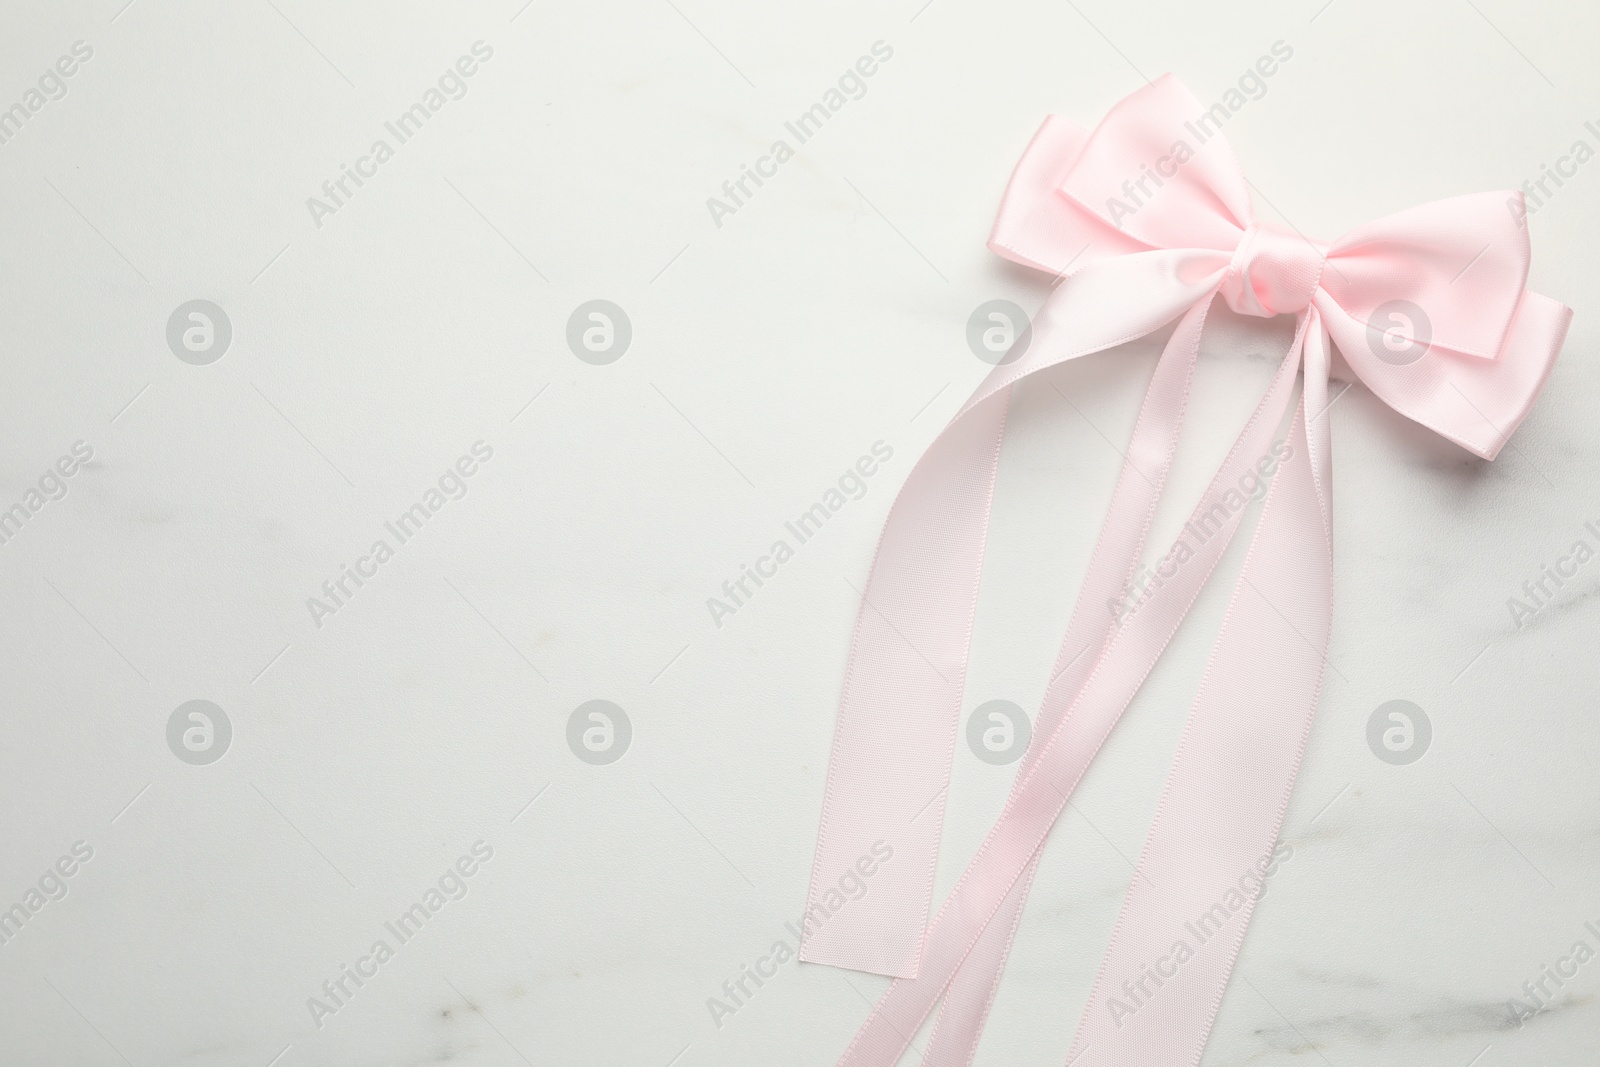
[1056,73,1252,251]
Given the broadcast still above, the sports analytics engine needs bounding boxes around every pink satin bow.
[802,75,1570,1067]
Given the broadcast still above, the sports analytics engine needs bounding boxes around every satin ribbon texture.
[802,74,1570,1067]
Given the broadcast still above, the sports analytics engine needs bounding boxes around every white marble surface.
[0,1,1597,1064]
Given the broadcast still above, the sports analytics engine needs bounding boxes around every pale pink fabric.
[802,75,1570,1067]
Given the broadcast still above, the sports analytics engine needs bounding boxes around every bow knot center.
[1221,221,1327,318]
